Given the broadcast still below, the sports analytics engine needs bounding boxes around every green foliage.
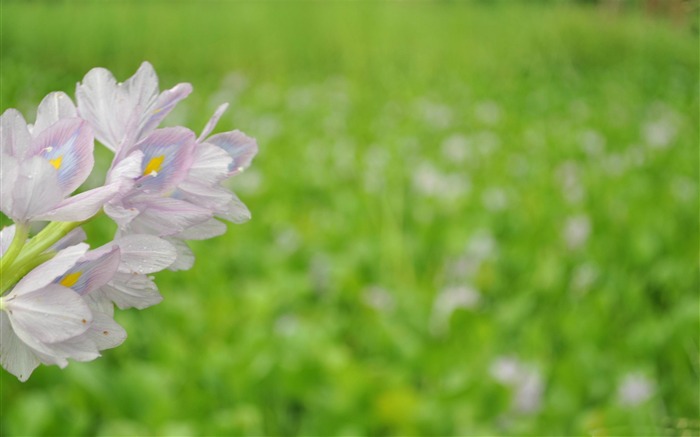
[0,2,697,435]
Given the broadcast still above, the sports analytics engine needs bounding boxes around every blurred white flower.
[643,118,678,149]
[430,285,480,335]
[490,356,544,415]
[617,372,654,407]
[361,285,395,313]
[274,228,301,254]
[570,262,599,295]
[412,162,470,201]
[563,215,591,250]
[415,99,453,129]
[579,129,606,157]
[441,134,472,163]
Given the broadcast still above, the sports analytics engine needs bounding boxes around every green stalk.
[0,223,29,275]
[0,252,55,294]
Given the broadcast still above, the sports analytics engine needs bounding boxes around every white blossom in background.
[617,372,654,407]
[490,356,545,415]
[563,214,592,250]
[482,186,508,212]
[441,134,472,164]
[362,285,396,314]
[0,62,257,381]
[430,284,481,336]
[579,129,606,157]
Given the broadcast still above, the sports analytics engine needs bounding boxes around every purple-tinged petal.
[104,202,140,229]
[176,181,233,212]
[0,109,31,158]
[219,192,252,224]
[197,103,229,142]
[125,197,212,237]
[186,143,232,186]
[63,310,126,352]
[105,234,176,274]
[207,130,258,176]
[49,227,87,251]
[32,92,77,135]
[133,127,196,194]
[96,272,163,310]
[165,238,195,271]
[137,82,192,142]
[4,284,92,344]
[75,67,123,150]
[0,154,19,217]
[53,246,121,296]
[12,243,89,296]
[122,62,159,115]
[4,156,62,223]
[34,183,119,222]
[174,218,226,240]
[30,118,94,195]
[0,312,40,382]
[107,150,143,186]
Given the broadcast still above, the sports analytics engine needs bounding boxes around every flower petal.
[108,234,176,274]
[32,92,78,135]
[5,284,93,344]
[4,156,63,223]
[34,183,119,222]
[197,103,229,142]
[165,238,195,271]
[75,67,123,150]
[0,225,16,256]
[0,312,41,382]
[12,243,89,296]
[53,246,121,296]
[30,118,95,195]
[0,109,31,158]
[97,272,163,310]
[125,197,212,236]
[133,127,196,195]
[207,130,258,176]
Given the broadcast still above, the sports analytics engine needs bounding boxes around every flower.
[0,97,119,224]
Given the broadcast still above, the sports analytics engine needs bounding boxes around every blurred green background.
[1,0,698,435]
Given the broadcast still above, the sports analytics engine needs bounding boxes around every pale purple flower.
[76,61,192,155]
[617,372,654,407]
[0,97,119,223]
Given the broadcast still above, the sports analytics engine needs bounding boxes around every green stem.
[0,223,29,275]
[0,252,55,294]
[14,221,82,268]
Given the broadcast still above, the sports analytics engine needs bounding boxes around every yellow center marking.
[143,155,165,176]
[49,156,63,170]
[60,272,82,288]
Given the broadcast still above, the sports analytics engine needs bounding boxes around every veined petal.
[134,127,196,194]
[49,227,87,251]
[65,310,126,352]
[0,312,40,382]
[186,143,232,185]
[0,154,19,217]
[96,272,163,310]
[165,238,195,271]
[32,92,78,135]
[174,218,226,241]
[219,192,252,224]
[75,66,123,150]
[125,197,212,237]
[30,118,95,195]
[34,183,119,222]
[53,246,121,296]
[138,82,192,142]
[197,103,229,142]
[107,150,143,186]
[207,130,258,176]
[12,243,89,296]
[176,180,233,213]
[5,156,62,223]
[105,234,176,274]
[4,284,92,344]
[0,109,31,158]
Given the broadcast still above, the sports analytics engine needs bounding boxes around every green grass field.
[0,1,698,435]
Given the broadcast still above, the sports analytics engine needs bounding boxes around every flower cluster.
[0,62,257,381]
